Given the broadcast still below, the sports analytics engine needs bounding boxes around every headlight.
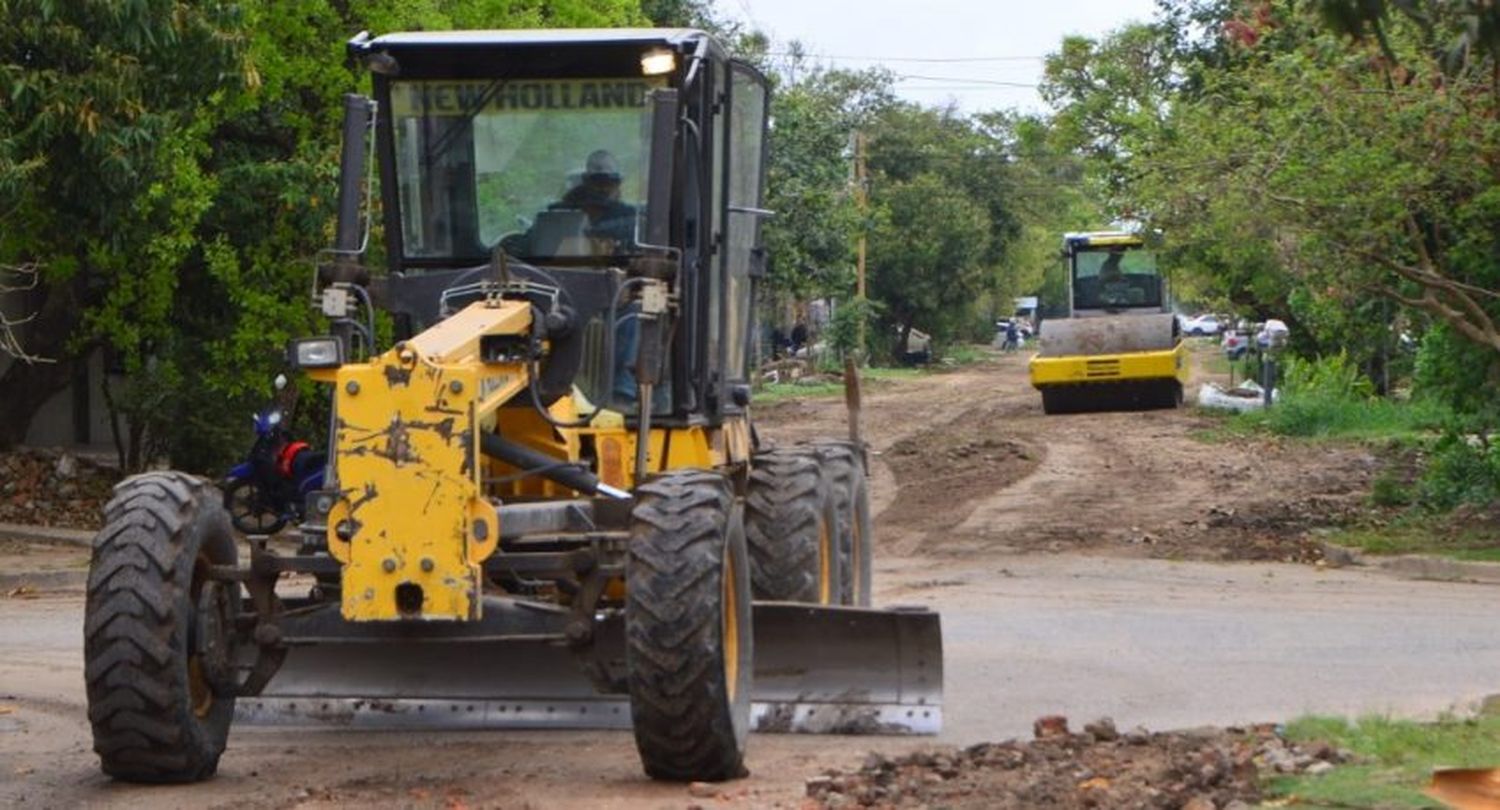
[640,48,676,76]
[289,337,343,369]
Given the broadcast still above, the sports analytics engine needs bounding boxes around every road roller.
[1029,230,1187,414]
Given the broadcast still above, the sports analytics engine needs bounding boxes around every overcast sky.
[727,0,1161,113]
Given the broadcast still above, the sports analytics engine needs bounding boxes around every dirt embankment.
[754,346,1377,566]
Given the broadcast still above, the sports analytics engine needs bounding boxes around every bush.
[1233,352,1449,439]
[1369,470,1413,508]
[1418,435,1500,511]
[1280,352,1375,399]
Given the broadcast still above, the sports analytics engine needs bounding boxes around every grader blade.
[236,601,942,735]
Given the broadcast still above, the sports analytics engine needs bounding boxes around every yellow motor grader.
[82,28,941,784]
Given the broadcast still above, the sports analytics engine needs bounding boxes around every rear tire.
[745,449,841,603]
[626,471,752,782]
[812,442,874,606]
[85,472,240,783]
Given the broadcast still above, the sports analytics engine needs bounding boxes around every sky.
[726,0,1162,113]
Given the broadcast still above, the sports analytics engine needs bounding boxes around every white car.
[1180,314,1222,336]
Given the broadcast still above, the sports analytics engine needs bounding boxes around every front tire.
[626,471,752,782]
[85,472,240,783]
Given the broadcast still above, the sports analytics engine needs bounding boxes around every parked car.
[1180,314,1223,336]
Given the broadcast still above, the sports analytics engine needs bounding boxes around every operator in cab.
[553,149,637,247]
[505,149,639,259]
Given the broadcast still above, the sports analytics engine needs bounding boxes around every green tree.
[867,173,991,355]
[0,0,249,455]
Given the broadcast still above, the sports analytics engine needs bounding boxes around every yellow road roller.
[1029,230,1187,414]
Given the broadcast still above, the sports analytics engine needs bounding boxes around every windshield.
[390,78,662,261]
[1072,247,1163,310]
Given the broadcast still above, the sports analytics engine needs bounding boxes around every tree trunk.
[0,282,85,449]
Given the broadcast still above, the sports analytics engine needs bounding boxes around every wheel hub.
[193,581,237,697]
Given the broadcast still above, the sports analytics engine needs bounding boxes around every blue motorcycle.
[223,376,325,535]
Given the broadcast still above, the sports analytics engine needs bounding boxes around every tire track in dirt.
[876,405,1043,554]
[756,347,1376,563]
[945,414,1198,555]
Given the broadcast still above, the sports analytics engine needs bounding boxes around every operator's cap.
[584,149,621,182]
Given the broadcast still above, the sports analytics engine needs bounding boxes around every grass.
[1325,515,1500,561]
[755,380,845,402]
[755,364,929,402]
[941,343,991,366]
[1268,714,1500,808]
[1210,394,1450,442]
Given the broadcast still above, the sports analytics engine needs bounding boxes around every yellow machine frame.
[1029,342,1189,388]
[313,299,750,622]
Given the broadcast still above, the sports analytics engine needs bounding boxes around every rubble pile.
[0,449,118,529]
[805,717,1352,809]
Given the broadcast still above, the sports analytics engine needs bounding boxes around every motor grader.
[1029,230,1188,414]
[82,28,941,785]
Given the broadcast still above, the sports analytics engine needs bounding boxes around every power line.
[895,74,1040,88]
[767,51,1045,63]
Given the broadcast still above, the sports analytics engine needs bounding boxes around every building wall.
[0,284,120,451]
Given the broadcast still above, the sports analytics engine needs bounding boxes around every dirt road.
[5,347,1494,809]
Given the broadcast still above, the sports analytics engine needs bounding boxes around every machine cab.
[1063,231,1167,317]
[346,29,771,424]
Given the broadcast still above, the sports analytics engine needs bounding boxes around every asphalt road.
[4,556,1499,808]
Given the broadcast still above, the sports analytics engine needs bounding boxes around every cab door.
[719,61,771,413]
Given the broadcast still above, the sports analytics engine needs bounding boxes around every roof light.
[641,48,676,77]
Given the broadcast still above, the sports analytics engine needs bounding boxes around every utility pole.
[853,130,868,363]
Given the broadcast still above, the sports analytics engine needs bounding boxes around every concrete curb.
[0,522,93,548]
[1322,542,1500,585]
[0,569,86,592]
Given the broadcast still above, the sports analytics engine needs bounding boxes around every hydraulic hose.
[478,432,630,500]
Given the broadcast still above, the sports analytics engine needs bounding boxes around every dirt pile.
[0,449,117,529]
[881,408,1042,538]
[804,717,1351,809]
[1139,495,1363,564]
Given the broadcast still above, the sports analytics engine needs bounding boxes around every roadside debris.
[0,449,116,529]
[805,717,1352,809]
[1197,381,1274,413]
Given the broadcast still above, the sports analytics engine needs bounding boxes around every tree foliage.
[0,0,641,468]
